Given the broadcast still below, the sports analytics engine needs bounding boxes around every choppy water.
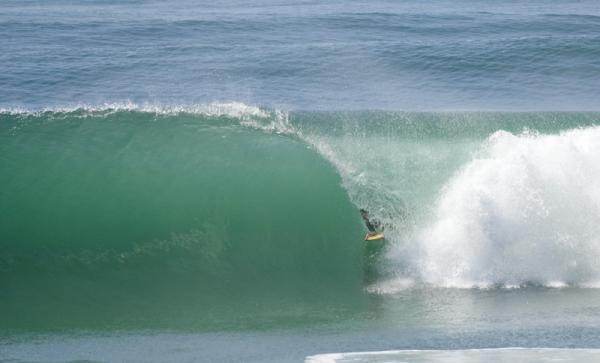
[2,0,600,110]
[2,0,600,362]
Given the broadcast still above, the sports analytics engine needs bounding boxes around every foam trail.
[414,127,600,288]
[306,348,600,363]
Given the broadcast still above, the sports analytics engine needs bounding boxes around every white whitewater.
[414,127,600,288]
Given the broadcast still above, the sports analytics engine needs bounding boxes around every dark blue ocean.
[2,0,600,110]
[3,1,600,362]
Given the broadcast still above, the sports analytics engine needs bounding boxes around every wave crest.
[0,101,271,119]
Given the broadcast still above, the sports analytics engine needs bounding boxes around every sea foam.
[415,127,600,288]
[306,348,600,363]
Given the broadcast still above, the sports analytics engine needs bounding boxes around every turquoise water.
[2,0,600,362]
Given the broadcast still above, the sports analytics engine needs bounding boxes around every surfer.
[360,209,379,236]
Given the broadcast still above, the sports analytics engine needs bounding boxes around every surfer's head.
[360,209,368,217]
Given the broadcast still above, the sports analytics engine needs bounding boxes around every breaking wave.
[3,103,600,330]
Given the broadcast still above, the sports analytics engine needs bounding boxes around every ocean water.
[2,1,600,362]
[2,0,600,110]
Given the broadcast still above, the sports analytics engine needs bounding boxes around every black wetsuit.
[365,220,376,233]
[363,216,377,233]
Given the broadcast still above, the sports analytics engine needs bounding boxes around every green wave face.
[0,110,365,331]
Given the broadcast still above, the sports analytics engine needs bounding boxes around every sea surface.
[2,1,600,362]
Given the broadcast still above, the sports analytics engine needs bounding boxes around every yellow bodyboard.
[365,232,384,241]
